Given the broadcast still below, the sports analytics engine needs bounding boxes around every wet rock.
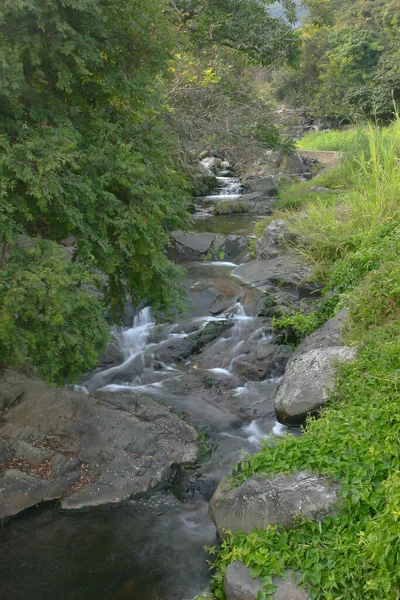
[0,370,198,518]
[96,342,123,369]
[292,309,349,358]
[0,470,66,519]
[255,219,293,260]
[173,231,216,254]
[152,321,235,364]
[275,346,357,425]
[192,320,234,351]
[231,342,287,380]
[172,231,250,263]
[209,471,340,537]
[224,562,310,600]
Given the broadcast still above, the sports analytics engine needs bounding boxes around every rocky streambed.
[0,159,353,600]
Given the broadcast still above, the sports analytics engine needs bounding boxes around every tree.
[272,0,400,120]
[0,0,189,380]
[167,0,301,66]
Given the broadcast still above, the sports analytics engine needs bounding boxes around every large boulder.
[192,162,218,196]
[233,254,320,302]
[275,346,357,425]
[246,176,278,197]
[209,471,340,537]
[280,153,306,176]
[255,219,293,260]
[0,370,198,518]
[292,309,349,358]
[224,562,310,600]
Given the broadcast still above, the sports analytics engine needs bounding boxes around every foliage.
[165,47,297,173]
[0,242,109,382]
[0,0,191,379]
[272,0,400,119]
[167,0,300,67]
[211,116,400,599]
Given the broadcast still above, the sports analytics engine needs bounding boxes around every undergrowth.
[211,118,400,599]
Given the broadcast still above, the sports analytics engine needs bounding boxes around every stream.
[0,172,293,600]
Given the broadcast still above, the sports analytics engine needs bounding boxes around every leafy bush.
[0,242,109,382]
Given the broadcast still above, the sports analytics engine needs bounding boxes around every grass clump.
[211,118,400,599]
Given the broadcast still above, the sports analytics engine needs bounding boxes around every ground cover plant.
[211,119,400,599]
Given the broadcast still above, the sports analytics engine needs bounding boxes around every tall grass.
[297,126,370,153]
[289,119,400,267]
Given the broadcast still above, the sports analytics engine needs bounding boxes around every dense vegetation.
[212,121,400,599]
[0,0,298,381]
[273,0,400,119]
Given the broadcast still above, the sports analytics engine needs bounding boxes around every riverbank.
[210,121,400,599]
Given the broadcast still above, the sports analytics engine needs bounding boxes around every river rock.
[0,370,198,518]
[246,176,278,197]
[255,219,293,259]
[224,562,310,600]
[275,346,357,425]
[230,341,288,380]
[281,153,305,176]
[292,309,349,358]
[209,471,340,537]
[232,254,319,301]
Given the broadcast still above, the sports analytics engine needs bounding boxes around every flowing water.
[0,173,293,600]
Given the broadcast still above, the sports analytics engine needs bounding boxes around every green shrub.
[0,242,109,383]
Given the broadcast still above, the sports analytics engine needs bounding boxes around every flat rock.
[0,470,66,519]
[0,370,198,518]
[173,231,216,253]
[233,255,318,299]
[225,562,310,600]
[293,309,349,358]
[246,176,278,196]
[209,471,340,537]
[275,346,357,425]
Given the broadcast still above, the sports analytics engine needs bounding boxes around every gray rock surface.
[224,562,310,600]
[209,471,340,537]
[255,219,292,260]
[0,370,198,518]
[172,231,251,263]
[246,176,278,196]
[173,231,216,254]
[281,153,305,176]
[293,309,349,358]
[275,346,357,425]
[233,255,319,302]
[224,561,263,600]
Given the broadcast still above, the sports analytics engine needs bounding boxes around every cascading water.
[0,181,294,600]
